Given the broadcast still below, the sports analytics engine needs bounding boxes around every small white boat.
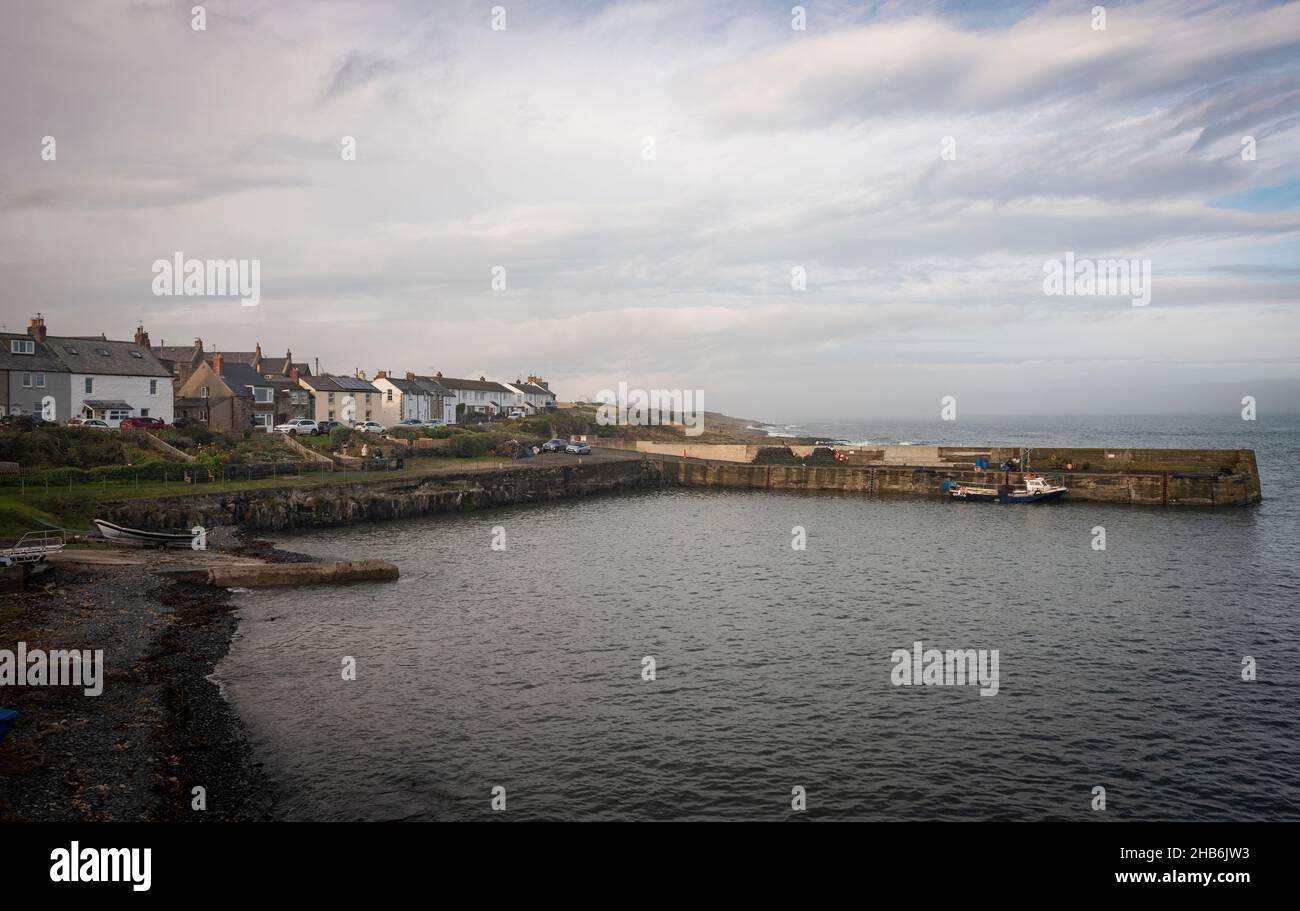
[945,474,1068,504]
[93,518,199,548]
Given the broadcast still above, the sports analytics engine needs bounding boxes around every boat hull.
[93,519,197,547]
[998,488,1068,504]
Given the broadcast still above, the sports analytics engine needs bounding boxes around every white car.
[353,421,386,434]
[507,409,526,419]
[74,419,111,430]
[275,418,319,435]
[422,419,445,428]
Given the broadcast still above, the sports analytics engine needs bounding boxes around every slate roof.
[0,333,67,372]
[46,336,171,377]
[435,376,514,394]
[298,374,379,394]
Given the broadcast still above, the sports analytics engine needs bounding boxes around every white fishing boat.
[93,518,200,547]
[945,474,1068,504]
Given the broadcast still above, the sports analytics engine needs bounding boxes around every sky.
[1,0,1298,420]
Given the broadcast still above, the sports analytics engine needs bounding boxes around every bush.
[329,426,355,448]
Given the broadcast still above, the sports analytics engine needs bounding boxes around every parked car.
[507,409,526,419]
[353,421,386,434]
[397,419,424,427]
[316,420,341,435]
[74,419,111,430]
[172,416,195,428]
[119,416,168,430]
[275,418,319,435]
[565,441,592,455]
[542,438,568,452]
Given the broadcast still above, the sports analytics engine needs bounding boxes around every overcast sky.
[2,0,1298,419]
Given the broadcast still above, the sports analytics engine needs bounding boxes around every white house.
[429,374,515,422]
[504,376,557,414]
[373,372,432,424]
[42,323,174,426]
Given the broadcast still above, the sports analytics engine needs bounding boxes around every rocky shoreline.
[0,544,305,822]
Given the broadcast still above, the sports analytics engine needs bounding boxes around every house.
[0,324,69,421]
[175,352,278,431]
[37,318,173,426]
[151,337,312,387]
[372,372,431,425]
[297,373,381,425]
[432,374,516,422]
[415,376,457,423]
[503,376,558,414]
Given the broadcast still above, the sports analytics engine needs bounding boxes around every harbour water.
[217,414,1300,820]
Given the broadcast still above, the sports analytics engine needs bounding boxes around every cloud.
[0,0,1297,418]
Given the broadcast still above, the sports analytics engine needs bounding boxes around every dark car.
[316,420,342,435]
[119,416,168,430]
[541,438,568,452]
[172,416,195,428]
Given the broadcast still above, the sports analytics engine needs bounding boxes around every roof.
[218,361,269,390]
[298,374,379,394]
[516,382,556,398]
[152,345,200,363]
[413,376,455,397]
[435,376,514,393]
[82,399,133,410]
[259,357,310,377]
[0,333,67,372]
[47,336,171,377]
[379,376,424,393]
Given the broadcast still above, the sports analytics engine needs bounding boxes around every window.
[10,339,34,355]
[328,410,335,420]
[21,373,31,387]
[63,345,78,355]
[95,348,111,356]
[254,386,273,403]
[141,409,149,417]
[328,392,335,404]
[36,373,45,387]
[386,389,393,402]
[200,386,209,397]
[129,350,143,359]
[85,378,93,394]
[149,379,158,395]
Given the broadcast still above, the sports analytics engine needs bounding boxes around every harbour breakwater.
[103,459,655,532]
[97,444,1260,533]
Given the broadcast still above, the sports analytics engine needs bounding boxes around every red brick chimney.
[214,351,224,375]
[405,371,416,381]
[290,367,300,383]
[134,324,151,348]
[27,314,46,343]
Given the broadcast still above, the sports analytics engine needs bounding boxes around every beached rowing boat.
[93,518,199,547]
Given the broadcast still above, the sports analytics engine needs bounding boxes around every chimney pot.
[214,352,225,374]
[405,371,415,381]
[27,314,47,343]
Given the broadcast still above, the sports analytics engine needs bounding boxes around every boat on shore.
[946,474,1067,504]
[93,518,200,548]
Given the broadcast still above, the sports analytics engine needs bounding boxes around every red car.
[119,416,169,429]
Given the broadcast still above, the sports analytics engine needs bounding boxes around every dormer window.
[63,345,78,354]
[95,347,111,356]
[10,339,34,354]
[129,350,143,359]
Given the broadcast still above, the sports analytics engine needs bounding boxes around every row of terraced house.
[0,314,556,430]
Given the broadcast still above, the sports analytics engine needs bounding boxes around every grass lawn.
[0,455,522,536]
